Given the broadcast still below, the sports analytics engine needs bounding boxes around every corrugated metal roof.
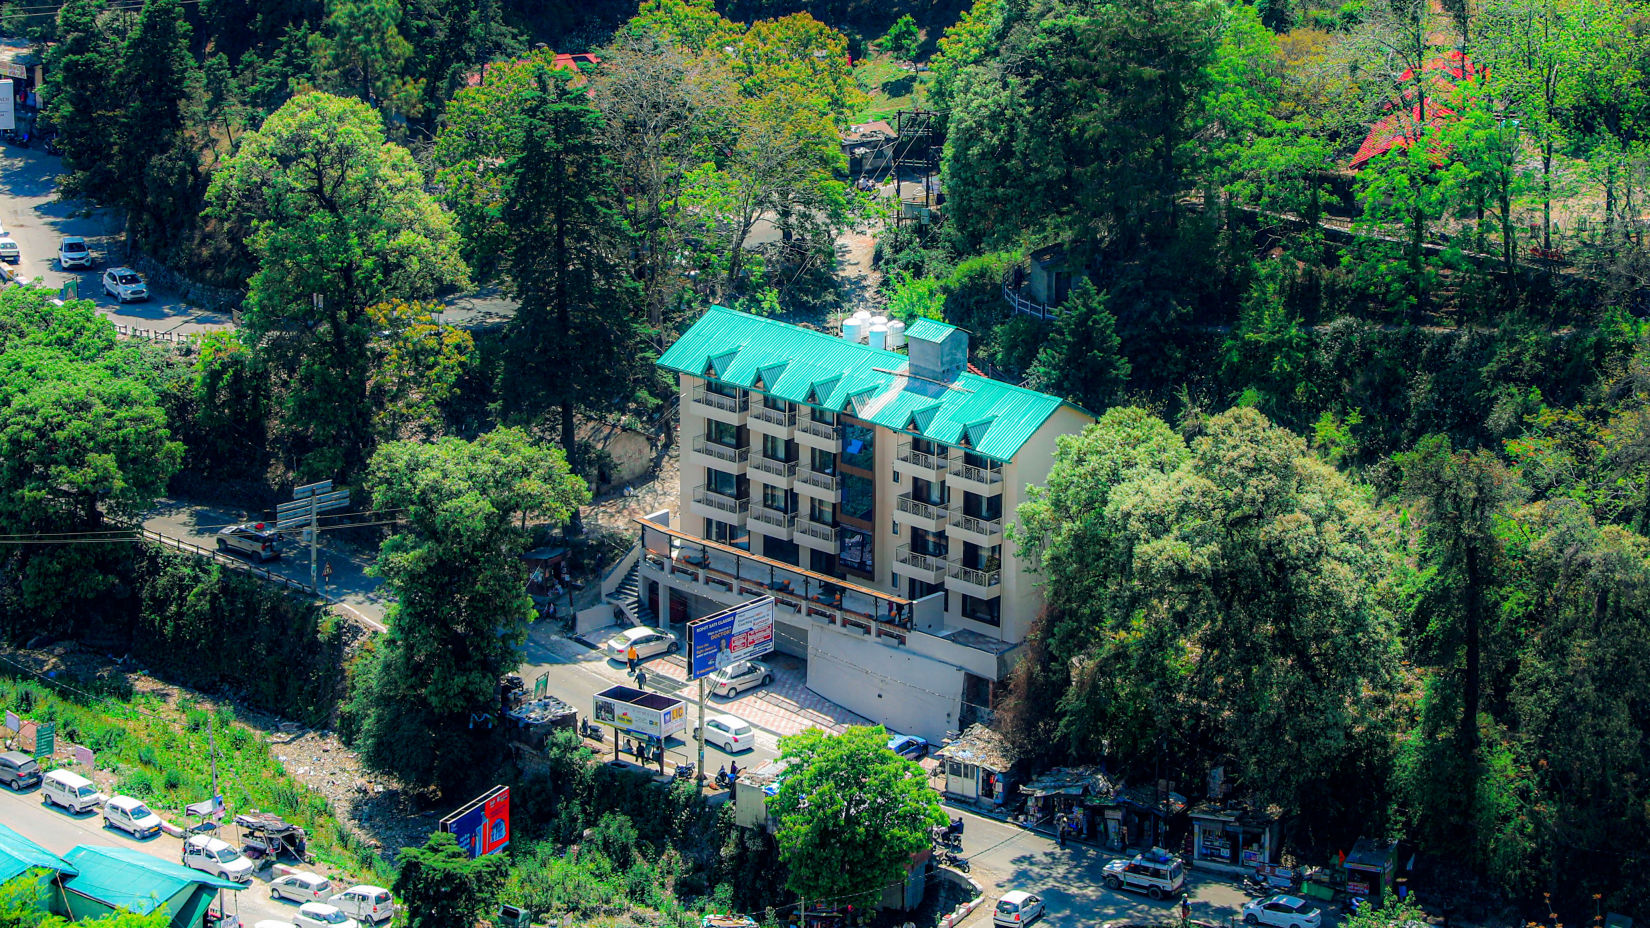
[62,845,240,914]
[658,306,1079,462]
[0,822,77,883]
[904,317,959,342]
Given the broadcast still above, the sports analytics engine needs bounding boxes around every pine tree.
[1029,278,1130,411]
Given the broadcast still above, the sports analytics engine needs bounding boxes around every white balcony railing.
[949,460,1004,486]
[692,485,748,517]
[692,386,748,414]
[693,437,748,466]
[749,507,797,533]
[797,468,841,493]
[749,456,797,480]
[895,494,949,522]
[751,405,796,428]
[949,511,1003,538]
[796,420,840,443]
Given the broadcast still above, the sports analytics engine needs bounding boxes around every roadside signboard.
[439,785,510,858]
[592,685,686,739]
[0,80,13,132]
[33,722,53,758]
[687,597,775,680]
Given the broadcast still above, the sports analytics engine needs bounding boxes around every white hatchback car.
[692,714,755,752]
[605,625,680,661]
[994,890,1045,926]
[294,903,359,928]
[101,267,148,302]
[1243,895,1324,928]
[329,885,396,924]
[102,795,163,838]
[181,835,255,883]
[270,870,333,903]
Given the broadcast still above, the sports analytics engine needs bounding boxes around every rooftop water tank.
[887,318,907,349]
[868,323,888,351]
[851,310,872,343]
[843,317,862,343]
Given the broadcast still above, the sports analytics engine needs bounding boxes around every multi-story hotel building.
[633,306,1094,741]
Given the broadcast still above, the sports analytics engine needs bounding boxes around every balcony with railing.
[748,404,797,439]
[893,493,950,532]
[637,519,916,645]
[691,437,749,472]
[690,485,748,525]
[948,510,1003,545]
[795,515,838,549]
[748,506,797,540]
[747,455,797,487]
[690,385,749,420]
[795,466,841,499]
[795,418,841,449]
[947,562,1002,599]
[948,459,1005,495]
[893,545,948,584]
[894,442,948,482]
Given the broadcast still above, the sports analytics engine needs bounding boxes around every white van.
[42,769,104,813]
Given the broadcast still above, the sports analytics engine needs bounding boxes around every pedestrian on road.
[323,560,333,587]
[635,669,648,692]
[1179,894,1191,928]
[1056,813,1067,848]
[627,645,639,674]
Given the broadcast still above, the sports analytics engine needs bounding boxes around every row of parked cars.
[0,227,151,301]
[1,751,395,925]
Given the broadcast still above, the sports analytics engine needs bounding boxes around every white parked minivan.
[41,769,104,813]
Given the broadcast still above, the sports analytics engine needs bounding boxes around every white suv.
[103,795,164,838]
[58,236,93,269]
[216,523,280,562]
[1101,849,1186,899]
[102,267,148,302]
[328,886,395,925]
[182,835,255,883]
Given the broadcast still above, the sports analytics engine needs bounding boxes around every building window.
[764,395,788,412]
[809,548,837,574]
[764,537,800,565]
[912,476,947,506]
[706,518,749,551]
[908,578,943,600]
[911,527,947,558]
[707,419,740,448]
[762,433,792,461]
[963,542,1000,572]
[961,594,1000,626]
[811,407,836,425]
[963,450,1000,474]
[843,423,875,471]
[809,499,835,524]
[810,447,836,474]
[839,526,873,575]
[963,491,1002,521]
[705,380,741,398]
[762,485,795,513]
[841,473,874,523]
[706,468,740,498]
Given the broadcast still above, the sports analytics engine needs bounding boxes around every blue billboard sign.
[687,597,775,680]
[439,785,510,858]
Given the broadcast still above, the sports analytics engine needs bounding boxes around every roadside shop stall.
[934,724,1015,806]
[1341,838,1399,907]
[1187,800,1284,870]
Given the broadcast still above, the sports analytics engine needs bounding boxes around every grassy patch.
[0,667,393,884]
[852,53,933,123]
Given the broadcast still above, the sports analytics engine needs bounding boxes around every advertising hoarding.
[439,785,510,858]
[687,597,775,680]
[0,81,14,132]
[592,685,686,738]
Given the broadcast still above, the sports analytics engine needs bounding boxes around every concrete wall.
[991,403,1095,643]
[807,626,965,743]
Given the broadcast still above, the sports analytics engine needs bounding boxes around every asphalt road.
[0,780,314,925]
[0,144,232,334]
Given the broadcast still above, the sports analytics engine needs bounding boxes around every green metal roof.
[62,846,241,915]
[659,306,1083,462]
[0,822,77,884]
[904,317,960,342]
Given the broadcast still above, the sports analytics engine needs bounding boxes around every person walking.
[626,644,639,674]
[635,669,648,692]
[1056,813,1067,848]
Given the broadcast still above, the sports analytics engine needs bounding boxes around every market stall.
[1187,801,1283,870]
[934,724,1015,806]
[1342,838,1398,907]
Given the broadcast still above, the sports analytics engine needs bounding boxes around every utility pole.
[276,480,350,591]
[697,677,706,786]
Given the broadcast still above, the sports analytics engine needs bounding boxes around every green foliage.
[394,831,508,928]
[876,14,920,61]
[769,726,945,910]
[309,0,422,115]
[205,91,469,478]
[1,869,171,927]
[349,429,588,793]
[1028,279,1129,411]
[884,271,945,322]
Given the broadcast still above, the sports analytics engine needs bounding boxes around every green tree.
[112,0,202,252]
[1028,279,1129,411]
[45,0,125,206]
[885,271,945,322]
[1345,137,1464,317]
[878,14,921,62]
[496,64,652,474]
[309,0,422,115]
[205,92,468,478]
[930,0,1003,111]
[393,831,508,928]
[768,726,946,911]
[364,300,474,444]
[351,428,588,791]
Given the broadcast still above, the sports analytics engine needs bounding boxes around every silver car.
[102,267,148,302]
[605,626,680,661]
[270,870,333,903]
[708,660,773,697]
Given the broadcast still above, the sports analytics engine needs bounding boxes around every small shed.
[934,724,1015,805]
[1342,838,1398,907]
[840,120,897,174]
[60,845,242,928]
[1188,800,1284,870]
[0,822,77,916]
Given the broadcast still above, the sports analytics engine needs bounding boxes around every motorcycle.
[1240,873,1271,896]
[715,767,732,790]
[673,761,696,781]
[579,718,604,742]
[938,849,970,873]
[931,824,962,849]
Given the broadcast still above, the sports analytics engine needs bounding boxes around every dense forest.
[0,0,1648,921]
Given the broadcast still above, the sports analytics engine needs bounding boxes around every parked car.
[1243,895,1323,928]
[1102,849,1186,899]
[270,871,333,904]
[182,835,255,883]
[101,267,148,302]
[994,891,1045,926]
[707,660,772,697]
[0,237,19,265]
[294,903,358,928]
[692,714,755,752]
[216,522,280,562]
[41,769,104,813]
[0,751,41,790]
[103,795,164,838]
[605,626,679,661]
[886,732,929,759]
[328,885,396,925]
[58,236,93,269]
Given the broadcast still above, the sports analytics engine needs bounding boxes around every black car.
[0,750,41,790]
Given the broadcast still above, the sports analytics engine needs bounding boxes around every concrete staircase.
[605,561,655,626]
